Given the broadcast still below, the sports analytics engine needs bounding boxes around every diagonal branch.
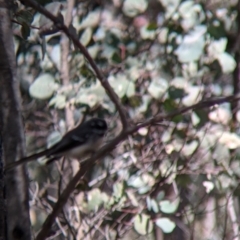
[131,94,240,130]
[20,0,128,129]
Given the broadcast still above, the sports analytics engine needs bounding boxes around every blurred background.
[11,0,240,239]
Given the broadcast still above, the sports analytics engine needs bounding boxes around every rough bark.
[0,1,31,239]
[0,133,6,240]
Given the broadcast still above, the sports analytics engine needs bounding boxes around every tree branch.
[0,1,31,238]
[21,0,128,129]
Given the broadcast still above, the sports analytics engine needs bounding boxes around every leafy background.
[12,0,240,239]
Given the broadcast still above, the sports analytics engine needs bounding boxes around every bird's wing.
[47,131,87,156]
[4,130,87,171]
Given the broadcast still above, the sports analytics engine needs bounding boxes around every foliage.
[13,0,240,239]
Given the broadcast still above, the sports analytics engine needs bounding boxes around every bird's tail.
[4,149,52,172]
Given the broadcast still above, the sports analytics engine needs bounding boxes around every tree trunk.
[0,1,31,239]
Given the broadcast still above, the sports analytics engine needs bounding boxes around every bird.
[5,118,108,171]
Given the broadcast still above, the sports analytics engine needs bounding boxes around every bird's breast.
[63,137,103,159]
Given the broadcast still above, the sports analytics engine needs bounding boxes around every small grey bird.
[5,118,108,171]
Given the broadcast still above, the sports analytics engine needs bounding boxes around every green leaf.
[102,45,116,59]
[208,38,227,57]
[138,185,151,194]
[80,10,101,29]
[29,74,57,100]
[128,173,155,192]
[213,143,230,165]
[234,186,240,198]
[163,99,178,112]
[113,182,124,200]
[175,26,206,63]
[182,140,198,156]
[148,78,169,100]
[176,174,192,187]
[230,160,240,177]
[127,176,145,188]
[126,82,135,97]
[159,0,180,18]
[21,22,30,39]
[218,132,240,149]
[216,174,232,191]
[39,2,62,27]
[156,191,165,201]
[147,23,158,30]
[76,83,106,108]
[38,2,63,36]
[47,131,62,148]
[135,95,151,113]
[140,26,157,40]
[182,86,203,106]
[147,197,159,213]
[168,86,186,99]
[192,109,209,127]
[16,10,34,25]
[217,52,236,73]
[87,45,100,59]
[123,0,148,17]
[178,1,194,16]
[86,188,105,212]
[127,66,141,81]
[49,95,66,109]
[111,52,122,64]
[80,27,92,46]
[134,214,153,235]
[155,217,176,233]
[159,199,179,214]
[50,45,61,69]
[108,74,135,98]
[126,190,139,207]
[178,1,204,30]
[208,107,231,125]
[208,20,226,39]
